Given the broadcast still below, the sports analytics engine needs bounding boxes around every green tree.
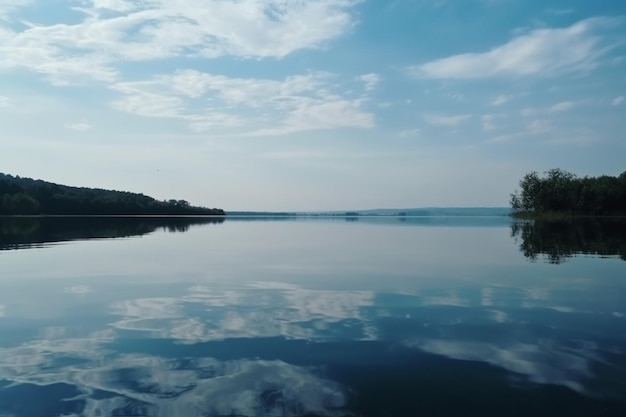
[511,169,626,216]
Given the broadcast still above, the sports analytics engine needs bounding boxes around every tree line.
[510,169,626,216]
[0,173,224,215]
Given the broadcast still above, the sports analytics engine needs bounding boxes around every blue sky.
[0,0,624,211]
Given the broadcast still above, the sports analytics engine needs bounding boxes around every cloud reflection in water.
[110,283,377,343]
[0,339,349,417]
[0,278,625,415]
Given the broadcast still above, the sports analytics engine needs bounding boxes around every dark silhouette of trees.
[511,169,626,216]
[0,173,224,216]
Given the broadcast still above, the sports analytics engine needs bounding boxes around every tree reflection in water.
[0,216,225,251]
[511,218,626,263]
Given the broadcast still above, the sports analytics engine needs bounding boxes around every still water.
[0,216,625,417]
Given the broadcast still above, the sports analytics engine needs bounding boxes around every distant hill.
[229,207,512,217]
[347,207,512,216]
[0,173,223,216]
[227,211,297,216]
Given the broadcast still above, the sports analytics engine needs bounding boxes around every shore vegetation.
[510,169,626,218]
[0,173,223,216]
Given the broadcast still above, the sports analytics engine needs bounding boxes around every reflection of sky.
[0,219,625,414]
[1,278,625,403]
[93,280,626,400]
[408,335,599,395]
[0,338,347,417]
[111,284,377,343]
[0,220,524,285]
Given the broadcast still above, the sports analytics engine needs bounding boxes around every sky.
[0,0,625,211]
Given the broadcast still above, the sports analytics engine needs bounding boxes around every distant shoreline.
[227,207,511,217]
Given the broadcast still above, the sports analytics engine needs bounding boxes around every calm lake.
[0,216,625,417]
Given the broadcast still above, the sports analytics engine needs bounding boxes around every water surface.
[0,216,624,416]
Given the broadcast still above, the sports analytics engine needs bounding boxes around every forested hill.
[0,173,224,215]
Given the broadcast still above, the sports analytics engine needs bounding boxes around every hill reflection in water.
[0,216,225,250]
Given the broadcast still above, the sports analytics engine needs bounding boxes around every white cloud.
[398,128,420,137]
[409,17,615,79]
[356,73,380,91]
[112,88,185,119]
[164,70,325,105]
[250,98,374,136]
[526,119,552,134]
[111,70,374,134]
[0,0,360,85]
[424,113,470,126]
[490,95,509,106]
[0,27,119,85]
[0,95,10,107]
[612,96,624,106]
[88,0,136,12]
[549,101,575,112]
[184,113,245,133]
[481,114,500,131]
[0,0,31,19]
[65,121,93,131]
[485,133,521,144]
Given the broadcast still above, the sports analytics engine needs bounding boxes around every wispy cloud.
[0,0,31,19]
[0,95,10,107]
[408,17,616,79]
[526,119,552,134]
[398,128,420,137]
[89,0,136,13]
[485,133,519,144]
[356,73,381,91]
[521,107,538,117]
[250,99,375,136]
[424,113,471,126]
[613,96,624,106]
[65,121,93,131]
[549,101,575,112]
[0,0,359,85]
[112,86,186,119]
[111,70,374,135]
[481,114,502,131]
[491,95,510,106]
